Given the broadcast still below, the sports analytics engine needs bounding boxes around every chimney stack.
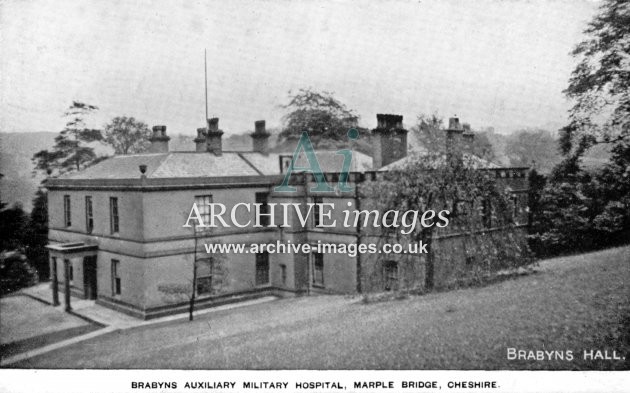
[206,118,223,155]
[445,117,463,153]
[194,128,207,152]
[251,120,270,154]
[372,114,408,169]
[462,123,474,153]
[148,125,170,153]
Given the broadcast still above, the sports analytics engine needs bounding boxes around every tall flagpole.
[204,49,208,123]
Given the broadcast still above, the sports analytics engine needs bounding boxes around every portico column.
[64,259,72,312]
[51,257,60,306]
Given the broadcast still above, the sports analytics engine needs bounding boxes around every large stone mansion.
[45,114,529,319]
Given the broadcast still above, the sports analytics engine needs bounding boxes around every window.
[85,196,93,233]
[194,195,212,231]
[511,194,519,219]
[383,260,398,291]
[313,196,323,227]
[111,259,121,295]
[280,264,287,285]
[255,252,269,286]
[109,197,119,234]
[196,258,214,295]
[481,199,492,228]
[63,195,71,227]
[255,192,270,226]
[312,252,324,286]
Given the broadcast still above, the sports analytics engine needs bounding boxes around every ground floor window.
[196,258,214,295]
[111,259,121,295]
[383,260,398,291]
[312,252,324,286]
[196,276,212,295]
[255,252,269,286]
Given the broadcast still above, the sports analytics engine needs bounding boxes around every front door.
[83,256,97,300]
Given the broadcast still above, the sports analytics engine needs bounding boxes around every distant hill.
[0,128,613,212]
[0,132,56,211]
[0,131,279,211]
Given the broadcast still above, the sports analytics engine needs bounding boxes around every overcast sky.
[1,0,597,136]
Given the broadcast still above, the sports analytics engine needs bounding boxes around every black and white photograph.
[0,0,629,391]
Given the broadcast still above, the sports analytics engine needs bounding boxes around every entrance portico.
[46,243,98,312]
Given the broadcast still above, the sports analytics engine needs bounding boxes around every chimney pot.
[251,120,270,154]
[376,114,404,130]
[448,117,462,131]
[207,117,220,132]
[445,117,464,154]
[194,127,207,152]
[148,125,170,153]
[372,114,408,169]
[205,118,223,155]
[254,120,268,134]
[462,123,475,153]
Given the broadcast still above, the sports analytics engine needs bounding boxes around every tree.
[529,0,630,257]
[25,188,50,280]
[505,129,561,173]
[410,113,496,161]
[0,202,29,252]
[0,173,6,210]
[530,142,630,257]
[560,0,630,161]
[279,88,361,144]
[104,116,151,154]
[32,101,103,175]
[410,112,445,153]
[0,251,38,295]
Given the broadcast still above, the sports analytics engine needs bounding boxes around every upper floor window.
[194,195,212,231]
[85,196,93,233]
[312,196,323,228]
[109,197,119,234]
[63,195,71,227]
[255,192,270,226]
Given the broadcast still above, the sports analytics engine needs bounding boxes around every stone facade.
[46,115,530,319]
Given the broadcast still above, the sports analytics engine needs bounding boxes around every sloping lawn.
[11,246,630,370]
[0,295,101,359]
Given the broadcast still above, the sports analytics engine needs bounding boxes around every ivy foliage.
[360,153,532,295]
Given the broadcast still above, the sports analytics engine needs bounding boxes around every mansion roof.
[60,150,375,181]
